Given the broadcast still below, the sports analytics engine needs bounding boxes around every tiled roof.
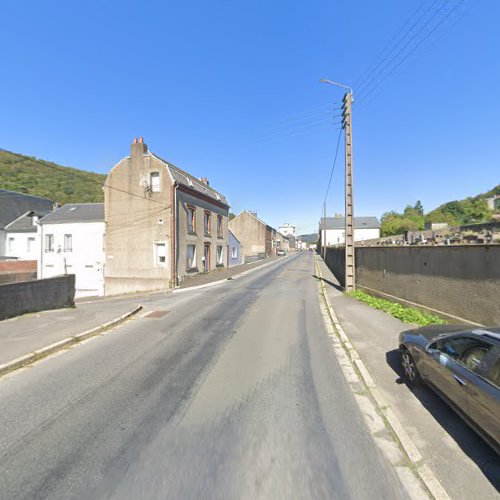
[150,153,229,206]
[320,216,381,229]
[0,190,53,229]
[40,203,104,224]
[4,210,49,232]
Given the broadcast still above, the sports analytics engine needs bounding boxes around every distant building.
[424,222,449,231]
[228,230,243,267]
[104,139,229,295]
[486,194,500,212]
[229,210,277,263]
[319,217,381,247]
[39,203,105,298]
[0,189,53,258]
[279,223,296,238]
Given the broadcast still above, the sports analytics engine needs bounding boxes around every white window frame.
[45,234,54,252]
[64,234,72,252]
[7,237,14,253]
[154,242,167,267]
[27,237,35,253]
[187,244,196,269]
[216,245,223,265]
[150,171,160,192]
[231,246,237,259]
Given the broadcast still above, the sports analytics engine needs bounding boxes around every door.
[204,244,210,272]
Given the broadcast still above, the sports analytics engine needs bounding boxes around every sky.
[1,0,499,234]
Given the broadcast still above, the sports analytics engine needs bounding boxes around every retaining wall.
[325,245,500,326]
[0,275,75,320]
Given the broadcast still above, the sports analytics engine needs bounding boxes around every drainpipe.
[39,221,43,280]
[172,182,178,286]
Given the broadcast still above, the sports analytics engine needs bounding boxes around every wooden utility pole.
[342,92,355,291]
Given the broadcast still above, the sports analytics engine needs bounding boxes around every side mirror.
[426,343,439,356]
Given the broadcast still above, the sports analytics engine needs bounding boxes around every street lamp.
[320,78,353,98]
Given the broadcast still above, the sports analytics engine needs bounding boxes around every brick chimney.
[131,137,148,157]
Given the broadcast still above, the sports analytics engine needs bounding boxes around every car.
[277,249,286,256]
[399,325,500,454]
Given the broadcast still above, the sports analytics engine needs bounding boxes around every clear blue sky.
[1,0,499,234]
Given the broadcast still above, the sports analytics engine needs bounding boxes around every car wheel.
[400,347,421,386]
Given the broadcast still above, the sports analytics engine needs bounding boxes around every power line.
[323,127,343,204]
[356,0,466,108]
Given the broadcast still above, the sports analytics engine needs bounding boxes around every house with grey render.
[104,139,230,295]
[228,230,243,267]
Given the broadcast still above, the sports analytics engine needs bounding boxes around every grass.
[347,289,447,326]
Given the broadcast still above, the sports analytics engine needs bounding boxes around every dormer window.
[150,172,160,192]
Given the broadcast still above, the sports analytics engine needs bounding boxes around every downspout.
[39,220,43,279]
[172,182,178,287]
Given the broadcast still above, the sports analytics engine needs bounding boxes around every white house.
[279,223,296,237]
[319,217,381,246]
[39,203,105,298]
[4,211,45,261]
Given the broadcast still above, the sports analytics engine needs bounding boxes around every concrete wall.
[0,260,37,284]
[325,245,500,326]
[229,211,267,257]
[104,143,172,295]
[0,275,75,320]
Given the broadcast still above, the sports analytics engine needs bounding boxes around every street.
[0,253,409,499]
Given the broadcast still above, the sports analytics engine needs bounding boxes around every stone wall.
[0,275,75,320]
[325,245,500,326]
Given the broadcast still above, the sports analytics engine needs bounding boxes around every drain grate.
[144,310,169,318]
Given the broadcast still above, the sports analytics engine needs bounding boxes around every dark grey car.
[399,326,500,454]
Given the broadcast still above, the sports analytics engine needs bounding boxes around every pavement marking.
[315,259,450,500]
[0,306,143,380]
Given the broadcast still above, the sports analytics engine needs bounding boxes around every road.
[0,253,409,499]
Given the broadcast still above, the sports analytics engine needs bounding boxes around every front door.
[204,244,210,272]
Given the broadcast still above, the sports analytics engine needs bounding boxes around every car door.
[466,347,500,448]
[422,335,485,418]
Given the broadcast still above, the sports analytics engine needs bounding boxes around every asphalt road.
[0,253,408,499]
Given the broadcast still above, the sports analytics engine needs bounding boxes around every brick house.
[104,139,229,295]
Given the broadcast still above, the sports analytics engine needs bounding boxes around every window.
[433,336,493,372]
[487,358,500,387]
[187,206,196,233]
[154,242,167,267]
[64,234,72,252]
[216,245,223,266]
[204,211,211,235]
[8,237,14,253]
[231,246,238,259]
[150,171,160,192]
[187,244,196,269]
[45,234,54,252]
[27,237,35,253]
[217,215,223,238]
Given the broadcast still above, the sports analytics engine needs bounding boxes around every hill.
[381,184,500,236]
[0,149,106,205]
[298,233,318,243]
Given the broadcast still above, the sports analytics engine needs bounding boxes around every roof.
[4,210,49,232]
[0,189,53,229]
[320,216,381,230]
[40,203,104,224]
[150,153,229,206]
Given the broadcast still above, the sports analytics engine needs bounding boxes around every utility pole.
[342,92,355,292]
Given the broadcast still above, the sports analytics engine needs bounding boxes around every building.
[39,203,105,298]
[228,230,243,267]
[104,139,229,295]
[229,210,277,263]
[319,216,381,247]
[0,189,53,258]
[278,223,296,238]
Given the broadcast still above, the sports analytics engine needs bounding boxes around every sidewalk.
[316,257,499,499]
[176,255,283,289]
[0,300,141,367]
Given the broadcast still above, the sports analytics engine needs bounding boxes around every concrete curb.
[315,259,449,500]
[173,255,293,294]
[0,305,143,379]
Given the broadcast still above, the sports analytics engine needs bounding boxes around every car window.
[434,336,492,372]
[485,357,500,387]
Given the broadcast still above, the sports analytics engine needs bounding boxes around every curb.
[173,255,293,294]
[315,259,449,500]
[0,305,143,379]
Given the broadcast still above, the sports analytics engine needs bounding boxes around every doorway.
[204,244,210,272]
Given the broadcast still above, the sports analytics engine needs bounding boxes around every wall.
[40,221,105,298]
[4,230,39,260]
[325,245,500,326]
[323,227,380,246]
[0,275,75,320]
[104,143,172,295]
[0,260,37,284]
[229,211,267,257]
[228,231,242,267]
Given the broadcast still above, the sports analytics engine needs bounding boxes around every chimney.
[131,137,147,157]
